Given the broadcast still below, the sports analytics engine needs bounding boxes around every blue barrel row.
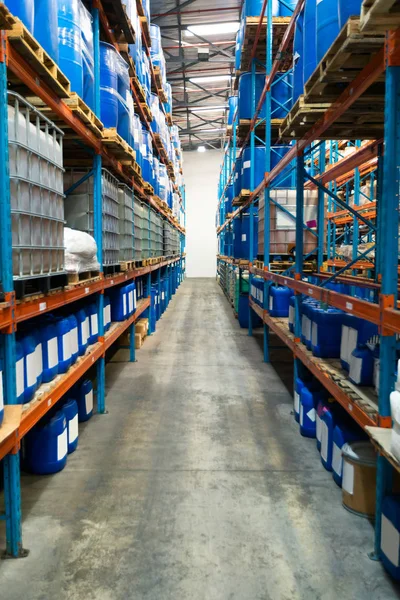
[21,377,94,475]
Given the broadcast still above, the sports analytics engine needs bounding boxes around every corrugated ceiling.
[151,0,242,149]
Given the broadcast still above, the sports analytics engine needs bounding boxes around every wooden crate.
[360,0,400,32]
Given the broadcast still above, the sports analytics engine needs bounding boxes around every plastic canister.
[77,379,93,422]
[299,383,324,438]
[21,334,38,403]
[150,286,158,332]
[127,282,136,316]
[31,329,43,389]
[316,399,328,452]
[381,496,400,580]
[294,376,307,423]
[99,42,118,128]
[63,398,78,453]
[320,402,336,470]
[40,321,59,383]
[25,410,68,474]
[348,345,374,386]
[76,308,89,356]
[269,286,292,317]
[310,307,344,358]
[332,422,365,487]
[86,303,99,345]
[68,314,79,365]
[55,316,72,374]
[110,286,128,322]
[342,441,377,517]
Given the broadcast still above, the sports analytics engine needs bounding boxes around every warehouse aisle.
[0,278,398,599]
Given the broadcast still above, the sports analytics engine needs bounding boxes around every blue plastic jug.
[21,334,38,403]
[55,317,72,374]
[86,303,99,345]
[15,340,25,404]
[25,410,68,474]
[68,314,79,365]
[40,321,59,383]
[76,308,89,356]
[63,398,78,453]
[77,379,93,422]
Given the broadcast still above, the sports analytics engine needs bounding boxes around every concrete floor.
[0,278,399,599]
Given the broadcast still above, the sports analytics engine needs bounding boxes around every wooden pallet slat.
[360,0,400,31]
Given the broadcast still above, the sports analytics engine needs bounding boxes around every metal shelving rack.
[216,0,400,565]
[0,0,185,557]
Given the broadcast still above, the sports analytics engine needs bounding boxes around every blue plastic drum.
[100,42,118,128]
[77,379,93,422]
[25,411,68,474]
[34,0,58,61]
[4,0,34,32]
[58,0,83,96]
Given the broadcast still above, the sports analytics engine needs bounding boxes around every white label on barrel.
[0,372,3,411]
[129,291,133,313]
[332,443,342,476]
[311,322,318,347]
[294,391,300,413]
[308,288,313,295]
[320,420,329,463]
[242,234,246,241]
[300,404,303,425]
[71,329,78,356]
[342,462,354,495]
[39,302,46,312]
[16,358,24,398]
[91,314,98,336]
[381,515,400,567]
[68,414,78,443]
[26,352,36,387]
[85,390,93,414]
[85,287,89,295]
[346,302,353,311]
[34,344,42,379]
[269,296,273,311]
[243,160,250,170]
[134,289,137,308]
[307,408,316,422]
[289,305,294,325]
[350,356,362,385]
[83,317,90,343]
[62,333,71,360]
[47,337,58,369]
[57,429,67,461]
[162,292,165,300]
[123,294,127,316]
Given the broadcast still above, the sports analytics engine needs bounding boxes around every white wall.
[183,149,222,277]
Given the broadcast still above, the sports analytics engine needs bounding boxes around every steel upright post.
[248,59,257,337]
[373,47,400,559]
[0,32,26,559]
[317,142,326,271]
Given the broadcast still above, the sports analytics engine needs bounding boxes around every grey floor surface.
[0,278,399,600]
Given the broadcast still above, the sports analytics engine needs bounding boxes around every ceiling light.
[197,146,206,152]
[185,22,240,37]
[189,74,231,84]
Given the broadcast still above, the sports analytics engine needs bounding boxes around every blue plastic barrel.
[116,54,131,143]
[0,362,3,427]
[55,317,72,374]
[235,27,243,71]
[22,334,38,403]
[86,303,99,345]
[150,286,157,332]
[110,286,128,321]
[292,10,304,104]
[269,286,292,317]
[58,0,83,96]
[34,0,58,61]
[76,308,89,356]
[68,314,79,365]
[241,213,259,260]
[381,496,400,580]
[228,96,238,125]
[332,422,365,486]
[271,72,293,118]
[127,282,136,316]
[338,0,363,28]
[100,42,118,128]
[238,73,266,120]
[348,345,374,386]
[31,329,43,388]
[320,403,336,470]
[316,399,328,451]
[241,146,266,190]
[25,411,68,474]
[16,341,25,404]
[289,296,295,332]
[141,129,153,183]
[104,296,111,332]
[63,398,78,453]
[300,383,324,438]
[40,321,59,383]
[270,145,294,187]
[311,307,344,358]
[294,376,307,423]
[303,0,317,85]
[279,0,298,16]
[225,184,234,214]
[150,24,161,54]
[234,155,243,197]
[316,0,340,63]
[243,0,279,16]
[77,379,93,422]
[4,0,34,32]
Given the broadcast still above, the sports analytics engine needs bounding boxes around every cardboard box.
[135,333,142,349]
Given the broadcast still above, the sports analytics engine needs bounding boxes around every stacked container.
[118,185,134,262]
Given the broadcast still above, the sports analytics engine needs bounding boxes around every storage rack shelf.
[217,0,400,570]
[0,0,186,558]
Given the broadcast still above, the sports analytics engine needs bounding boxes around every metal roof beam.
[152,0,200,22]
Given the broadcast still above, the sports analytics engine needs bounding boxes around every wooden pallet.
[143,182,154,196]
[152,67,164,94]
[234,119,284,145]
[166,113,173,127]
[101,0,136,44]
[119,44,137,78]
[153,133,169,162]
[0,4,17,30]
[66,271,101,286]
[360,0,400,32]
[235,16,292,79]
[119,261,135,272]
[280,92,385,141]
[132,75,147,105]
[102,128,136,163]
[27,93,103,139]
[301,17,385,107]
[136,0,146,17]
[233,189,252,206]
[140,15,151,48]
[7,20,70,98]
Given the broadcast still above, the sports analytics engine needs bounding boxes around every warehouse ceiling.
[150,0,241,150]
